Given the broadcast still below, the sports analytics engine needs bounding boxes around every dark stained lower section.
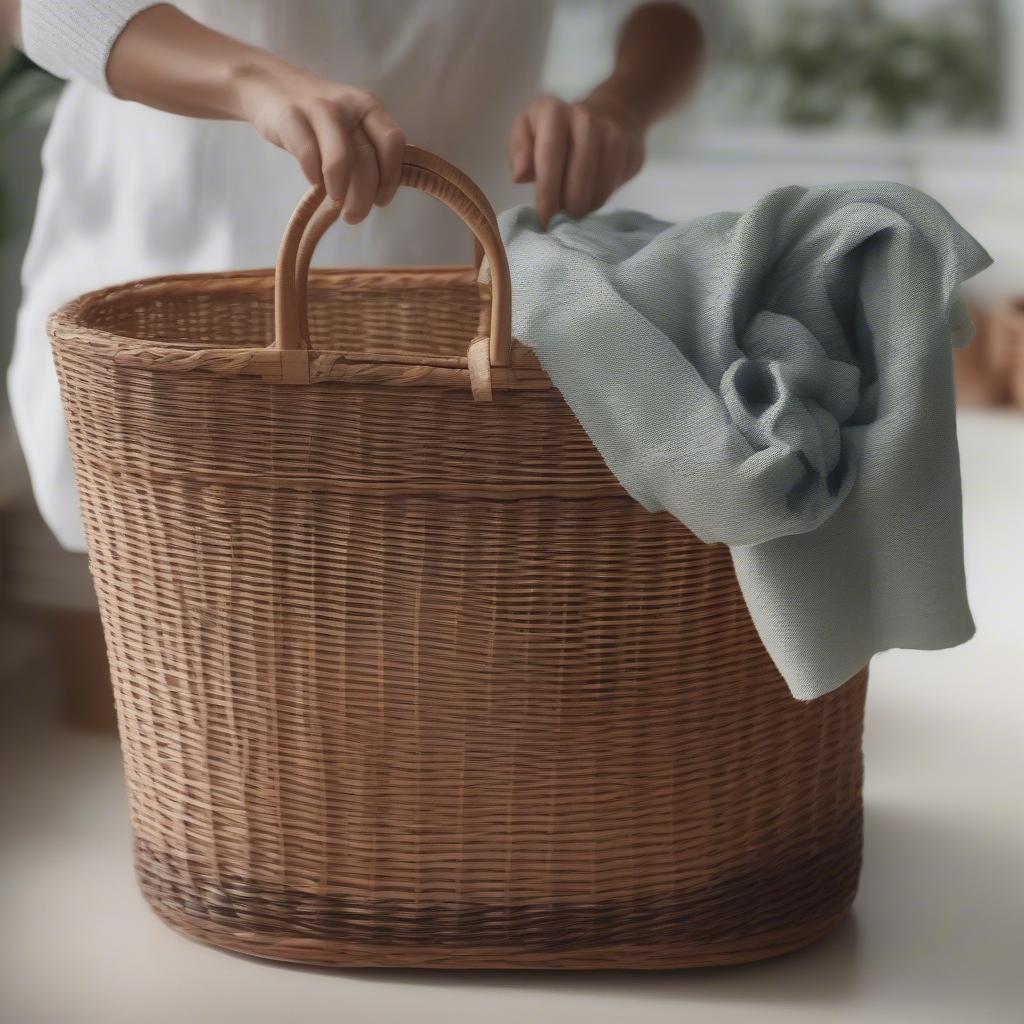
[135,809,861,963]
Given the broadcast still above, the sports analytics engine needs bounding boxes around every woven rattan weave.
[50,147,867,969]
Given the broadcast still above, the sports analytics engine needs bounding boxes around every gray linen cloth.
[499,183,991,700]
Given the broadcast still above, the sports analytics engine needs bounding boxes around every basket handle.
[273,145,513,370]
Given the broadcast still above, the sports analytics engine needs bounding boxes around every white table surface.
[2,410,1022,1024]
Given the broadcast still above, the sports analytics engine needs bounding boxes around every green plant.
[743,1,1001,131]
[0,49,61,240]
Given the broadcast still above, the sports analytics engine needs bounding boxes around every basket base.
[134,820,862,970]
[144,897,855,970]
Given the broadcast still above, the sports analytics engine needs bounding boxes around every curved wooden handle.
[273,145,512,369]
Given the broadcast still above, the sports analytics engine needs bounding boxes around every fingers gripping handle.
[273,146,513,373]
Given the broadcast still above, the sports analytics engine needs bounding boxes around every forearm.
[79,3,405,220]
[587,2,706,130]
[106,3,284,119]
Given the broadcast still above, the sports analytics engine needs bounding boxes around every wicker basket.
[50,147,867,969]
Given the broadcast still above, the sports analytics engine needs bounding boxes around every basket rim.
[48,265,550,391]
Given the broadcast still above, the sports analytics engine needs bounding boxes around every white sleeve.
[20,0,162,93]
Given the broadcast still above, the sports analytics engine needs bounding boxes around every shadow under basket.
[49,147,868,969]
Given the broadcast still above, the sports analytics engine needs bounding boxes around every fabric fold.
[500,182,991,699]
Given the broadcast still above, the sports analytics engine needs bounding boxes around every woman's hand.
[507,94,645,229]
[232,63,406,224]
[507,4,707,229]
[106,4,405,224]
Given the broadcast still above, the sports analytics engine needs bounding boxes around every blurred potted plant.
[1,44,59,502]
[0,50,60,236]
[0,47,60,414]
[744,0,1001,132]
[0,48,112,736]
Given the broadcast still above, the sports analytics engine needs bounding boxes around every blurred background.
[1,2,1021,1022]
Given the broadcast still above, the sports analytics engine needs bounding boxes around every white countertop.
[2,410,1022,1024]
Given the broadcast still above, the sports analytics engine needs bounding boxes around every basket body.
[50,262,867,969]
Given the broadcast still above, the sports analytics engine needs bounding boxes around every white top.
[12,0,563,550]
